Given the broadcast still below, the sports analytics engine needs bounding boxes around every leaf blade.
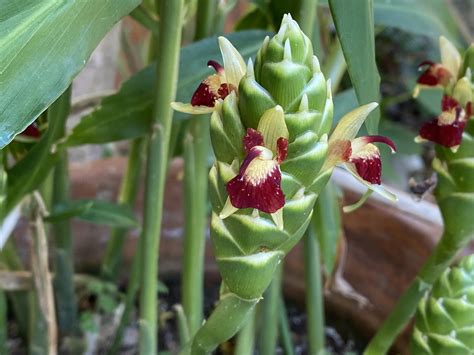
[0,0,140,149]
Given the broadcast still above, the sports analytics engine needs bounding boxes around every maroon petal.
[419,118,466,148]
[276,137,288,163]
[226,147,285,214]
[243,128,264,153]
[359,135,397,153]
[465,102,472,118]
[350,153,382,185]
[417,61,451,86]
[21,123,41,138]
[441,95,459,112]
[191,75,229,107]
[207,60,224,73]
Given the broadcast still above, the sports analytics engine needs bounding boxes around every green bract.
[411,255,474,355]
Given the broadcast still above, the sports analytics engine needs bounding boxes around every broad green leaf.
[372,0,463,46]
[64,30,270,146]
[329,0,381,135]
[0,0,140,149]
[6,88,71,213]
[45,199,138,228]
[320,0,463,45]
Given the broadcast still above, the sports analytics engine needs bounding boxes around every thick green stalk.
[108,242,142,354]
[49,87,78,335]
[304,224,325,354]
[234,307,256,355]
[0,291,6,355]
[101,138,145,281]
[278,296,295,355]
[258,265,282,355]
[181,0,215,337]
[181,119,209,336]
[297,0,318,39]
[364,232,471,355]
[138,0,184,352]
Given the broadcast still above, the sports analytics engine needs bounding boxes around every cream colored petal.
[328,103,379,145]
[440,36,461,79]
[170,102,214,114]
[344,163,398,203]
[218,36,246,88]
[257,105,289,154]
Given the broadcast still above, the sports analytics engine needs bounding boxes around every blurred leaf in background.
[0,0,140,149]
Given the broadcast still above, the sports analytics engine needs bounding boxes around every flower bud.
[411,255,474,355]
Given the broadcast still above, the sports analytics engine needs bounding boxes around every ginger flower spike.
[220,106,289,229]
[171,37,246,114]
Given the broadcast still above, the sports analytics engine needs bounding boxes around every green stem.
[258,265,281,355]
[49,87,78,335]
[130,5,159,35]
[138,0,184,352]
[101,138,145,281]
[321,41,346,93]
[0,291,7,355]
[304,224,325,354]
[234,307,256,355]
[181,0,214,337]
[297,0,318,39]
[364,232,472,355]
[181,119,209,336]
[278,296,295,355]
[108,241,142,354]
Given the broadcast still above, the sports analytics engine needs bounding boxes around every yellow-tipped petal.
[344,164,398,203]
[329,103,379,144]
[218,36,246,88]
[271,209,284,230]
[171,102,214,114]
[219,197,239,219]
[257,105,289,154]
[440,36,461,79]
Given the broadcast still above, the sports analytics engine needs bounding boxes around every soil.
[6,275,365,354]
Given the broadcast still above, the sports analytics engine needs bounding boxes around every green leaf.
[45,199,138,228]
[64,30,270,147]
[0,0,140,149]
[320,0,462,45]
[329,0,381,135]
[372,0,463,46]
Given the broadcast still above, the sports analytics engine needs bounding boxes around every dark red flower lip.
[417,61,452,87]
[20,123,41,139]
[417,96,470,148]
[346,135,397,185]
[190,60,233,107]
[224,128,289,215]
[226,146,285,214]
[419,118,466,148]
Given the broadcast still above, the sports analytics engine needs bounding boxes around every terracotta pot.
[11,157,472,353]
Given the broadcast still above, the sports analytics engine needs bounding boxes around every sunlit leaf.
[0,0,140,149]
